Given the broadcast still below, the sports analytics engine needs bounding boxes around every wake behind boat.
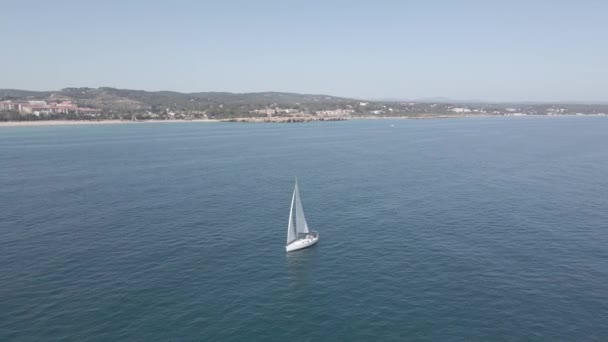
[286,178,319,252]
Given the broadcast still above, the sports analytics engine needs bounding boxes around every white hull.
[286,231,319,252]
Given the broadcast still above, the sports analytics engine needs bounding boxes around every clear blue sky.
[2,0,607,102]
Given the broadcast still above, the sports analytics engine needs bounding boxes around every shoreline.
[1,114,605,127]
[353,114,608,120]
[0,119,220,127]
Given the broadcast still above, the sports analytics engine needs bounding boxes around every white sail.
[294,180,309,234]
[285,178,319,252]
[286,189,297,244]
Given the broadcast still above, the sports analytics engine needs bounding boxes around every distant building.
[250,108,300,116]
[28,100,47,106]
[315,109,354,116]
[449,107,472,113]
[1,100,25,111]
[1,99,97,115]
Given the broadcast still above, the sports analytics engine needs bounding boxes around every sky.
[1,0,607,102]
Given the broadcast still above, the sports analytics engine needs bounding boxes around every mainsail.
[293,181,309,234]
[286,190,297,244]
[286,178,309,245]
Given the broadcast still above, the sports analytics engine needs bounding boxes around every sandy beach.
[0,119,221,127]
[0,117,346,127]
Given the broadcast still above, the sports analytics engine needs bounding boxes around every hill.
[2,87,608,121]
[0,87,356,112]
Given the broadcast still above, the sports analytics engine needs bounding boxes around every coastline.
[0,119,220,127]
[353,114,608,120]
[0,117,343,127]
[1,114,605,127]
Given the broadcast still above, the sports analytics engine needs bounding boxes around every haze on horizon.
[1,0,607,103]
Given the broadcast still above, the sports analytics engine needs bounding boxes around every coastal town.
[1,100,98,116]
[1,87,608,123]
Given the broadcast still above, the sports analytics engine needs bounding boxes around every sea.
[1,117,607,341]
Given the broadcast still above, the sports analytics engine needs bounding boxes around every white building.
[449,107,472,113]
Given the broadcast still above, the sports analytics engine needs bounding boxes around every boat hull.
[286,232,319,252]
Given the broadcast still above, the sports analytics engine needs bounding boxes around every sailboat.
[286,178,319,252]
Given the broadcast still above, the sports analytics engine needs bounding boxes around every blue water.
[1,117,608,341]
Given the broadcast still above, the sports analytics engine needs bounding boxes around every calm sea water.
[1,117,608,341]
